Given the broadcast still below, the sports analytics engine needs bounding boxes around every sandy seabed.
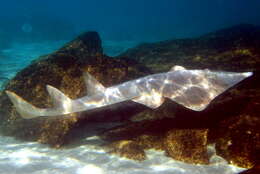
[0,135,245,174]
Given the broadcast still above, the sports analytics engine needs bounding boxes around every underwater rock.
[108,24,260,168]
[105,140,146,161]
[57,31,103,58]
[119,24,260,72]
[164,129,209,164]
[239,163,260,174]
[210,109,260,168]
[0,31,149,146]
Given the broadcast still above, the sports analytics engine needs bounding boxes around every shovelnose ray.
[6,66,252,119]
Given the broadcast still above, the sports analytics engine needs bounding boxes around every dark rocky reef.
[114,24,260,168]
[119,24,260,72]
[0,24,259,170]
[0,31,149,146]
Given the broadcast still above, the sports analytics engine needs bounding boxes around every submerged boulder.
[119,24,260,72]
[164,129,209,164]
[0,25,259,169]
[0,31,149,146]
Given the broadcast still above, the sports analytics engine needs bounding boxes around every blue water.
[0,0,259,173]
[1,0,260,44]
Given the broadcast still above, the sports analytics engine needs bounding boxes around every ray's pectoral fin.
[132,91,165,109]
[164,87,213,111]
[83,72,106,95]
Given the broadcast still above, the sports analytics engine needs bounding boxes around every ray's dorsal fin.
[46,85,72,109]
[170,65,186,71]
[83,72,106,96]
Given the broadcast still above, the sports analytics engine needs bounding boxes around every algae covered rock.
[211,113,260,168]
[119,24,260,72]
[164,129,209,164]
[0,31,149,147]
[107,24,260,168]
[105,140,146,161]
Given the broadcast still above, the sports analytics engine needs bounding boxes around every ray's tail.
[6,91,44,119]
[6,85,74,119]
